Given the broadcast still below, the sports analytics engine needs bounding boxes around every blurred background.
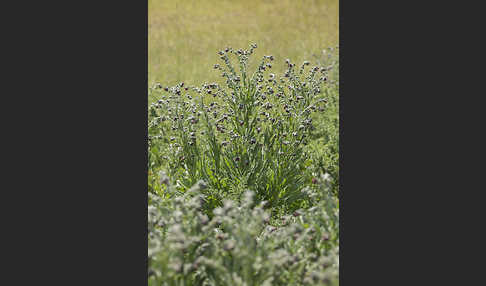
[149,0,339,86]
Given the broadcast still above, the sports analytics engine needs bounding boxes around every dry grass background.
[149,0,338,87]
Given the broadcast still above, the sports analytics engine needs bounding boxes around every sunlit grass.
[149,0,338,87]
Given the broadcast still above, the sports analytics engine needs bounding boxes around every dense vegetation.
[148,45,339,285]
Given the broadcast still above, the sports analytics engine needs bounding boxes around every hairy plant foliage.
[148,174,338,286]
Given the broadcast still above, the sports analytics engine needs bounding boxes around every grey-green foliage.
[308,46,339,194]
[148,44,337,210]
[148,174,338,286]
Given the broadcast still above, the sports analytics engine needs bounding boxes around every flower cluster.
[148,44,337,211]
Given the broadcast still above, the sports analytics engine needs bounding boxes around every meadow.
[148,1,339,285]
[149,0,338,89]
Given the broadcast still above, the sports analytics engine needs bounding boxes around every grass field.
[148,1,339,284]
[149,0,338,86]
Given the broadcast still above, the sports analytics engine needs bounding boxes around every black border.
[8,0,475,284]
[6,1,149,284]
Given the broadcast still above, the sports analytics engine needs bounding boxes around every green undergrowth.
[148,44,338,213]
[148,45,339,285]
[148,174,338,286]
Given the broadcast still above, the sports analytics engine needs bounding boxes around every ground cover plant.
[148,44,339,285]
[148,173,338,286]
